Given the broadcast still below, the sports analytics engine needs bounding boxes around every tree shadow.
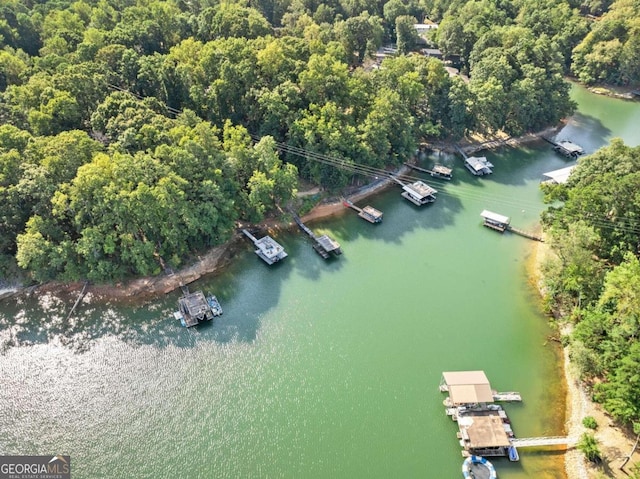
[0,232,294,352]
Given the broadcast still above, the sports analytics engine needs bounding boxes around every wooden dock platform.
[506,226,543,242]
[404,163,452,180]
[511,436,576,448]
[242,229,288,264]
[480,210,543,241]
[291,212,341,258]
[542,136,584,158]
[342,199,383,223]
[176,289,215,327]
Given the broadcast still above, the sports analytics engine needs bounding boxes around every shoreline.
[3,123,564,305]
[529,238,640,478]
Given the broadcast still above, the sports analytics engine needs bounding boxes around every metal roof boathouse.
[401,180,437,206]
[242,229,288,265]
[480,210,510,232]
[464,156,494,175]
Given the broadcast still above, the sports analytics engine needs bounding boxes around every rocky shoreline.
[529,238,640,479]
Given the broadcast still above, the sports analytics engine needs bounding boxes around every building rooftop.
[403,181,437,199]
[442,371,494,405]
[542,165,576,184]
[458,414,511,449]
[480,210,511,226]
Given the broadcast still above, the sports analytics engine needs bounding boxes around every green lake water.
[0,84,639,478]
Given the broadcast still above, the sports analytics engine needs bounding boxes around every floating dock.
[391,176,437,205]
[404,162,453,180]
[542,137,584,158]
[480,210,543,242]
[455,145,493,175]
[440,371,519,459]
[343,199,383,223]
[441,370,574,465]
[464,156,494,175]
[242,229,288,264]
[175,289,218,327]
[291,212,341,259]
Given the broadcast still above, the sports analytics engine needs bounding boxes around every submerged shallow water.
[1,84,639,478]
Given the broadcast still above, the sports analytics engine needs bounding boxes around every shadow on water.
[0,238,295,351]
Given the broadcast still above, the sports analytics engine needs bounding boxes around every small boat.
[508,445,519,462]
[462,455,497,479]
[207,295,223,316]
[173,311,186,328]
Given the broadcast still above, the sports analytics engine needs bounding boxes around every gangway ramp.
[511,436,577,448]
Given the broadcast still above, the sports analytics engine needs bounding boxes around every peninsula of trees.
[0,0,637,283]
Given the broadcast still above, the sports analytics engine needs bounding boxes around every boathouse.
[480,210,510,232]
[541,165,576,185]
[441,370,522,459]
[401,180,437,206]
[554,140,584,158]
[431,164,453,180]
[360,205,383,223]
[342,199,383,223]
[464,156,493,175]
[440,371,495,406]
[457,413,512,458]
[242,229,288,265]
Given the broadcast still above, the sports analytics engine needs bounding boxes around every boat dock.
[480,210,543,242]
[342,198,383,223]
[175,289,217,327]
[291,212,342,259]
[391,176,437,206]
[455,145,493,175]
[404,162,453,180]
[542,137,584,158]
[440,371,519,459]
[242,229,288,264]
[440,370,574,465]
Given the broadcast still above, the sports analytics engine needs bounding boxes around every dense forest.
[541,140,640,433]
[0,0,638,283]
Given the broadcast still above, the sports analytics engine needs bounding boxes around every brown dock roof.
[442,371,494,405]
[458,414,511,449]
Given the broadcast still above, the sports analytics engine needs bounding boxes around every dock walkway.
[404,163,452,180]
[291,212,341,258]
[343,199,383,223]
[511,436,577,448]
[242,229,288,264]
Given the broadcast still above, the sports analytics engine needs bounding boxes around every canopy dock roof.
[458,414,512,449]
[542,165,576,184]
[480,210,510,226]
[442,371,494,405]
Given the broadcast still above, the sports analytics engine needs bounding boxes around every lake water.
[0,84,638,478]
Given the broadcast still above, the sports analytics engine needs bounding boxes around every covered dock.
[292,212,341,258]
[178,290,214,327]
[404,162,452,180]
[343,199,383,223]
[465,156,494,176]
[542,165,576,184]
[480,210,510,232]
[400,180,437,206]
[440,371,495,406]
[555,140,584,158]
[242,229,288,265]
[542,137,584,158]
[457,413,512,457]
